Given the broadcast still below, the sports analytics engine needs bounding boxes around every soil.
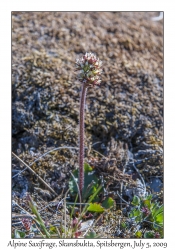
[12,12,163,238]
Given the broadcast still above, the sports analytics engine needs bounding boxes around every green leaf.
[135,231,142,238]
[69,163,100,201]
[153,204,163,218]
[28,195,50,238]
[49,226,57,234]
[129,208,141,218]
[14,230,26,239]
[129,208,142,222]
[135,215,142,222]
[85,231,98,238]
[102,197,115,209]
[87,203,104,213]
[121,222,127,229]
[151,203,160,217]
[145,194,153,200]
[142,199,151,209]
[144,231,154,238]
[131,195,140,206]
[155,212,163,225]
[86,185,102,204]
[84,162,93,172]
[157,205,163,214]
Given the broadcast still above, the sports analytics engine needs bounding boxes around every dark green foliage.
[129,195,163,238]
[69,163,101,202]
[102,197,115,209]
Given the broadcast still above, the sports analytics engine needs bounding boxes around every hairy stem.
[79,84,87,198]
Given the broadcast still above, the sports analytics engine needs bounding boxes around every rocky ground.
[12,12,163,238]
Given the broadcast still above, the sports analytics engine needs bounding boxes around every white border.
[0,1,174,249]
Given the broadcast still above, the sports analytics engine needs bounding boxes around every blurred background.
[12,12,163,199]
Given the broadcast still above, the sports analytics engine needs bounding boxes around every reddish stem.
[79,83,87,197]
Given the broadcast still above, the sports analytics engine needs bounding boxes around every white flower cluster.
[75,52,102,86]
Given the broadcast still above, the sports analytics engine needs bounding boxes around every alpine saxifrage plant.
[75,52,102,198]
